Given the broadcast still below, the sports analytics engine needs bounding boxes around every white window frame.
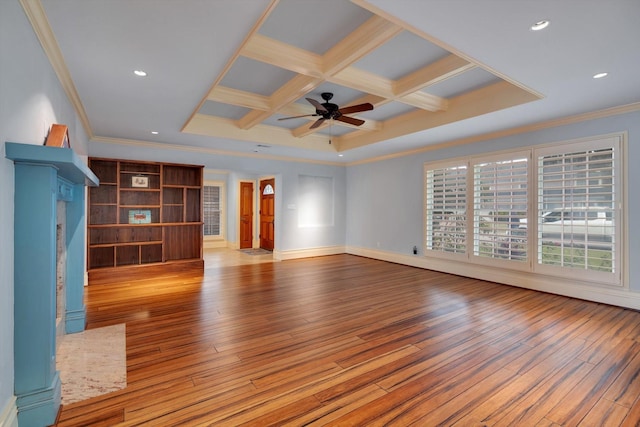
[203,180,225,243]
[469,150,531,271]
[423,160,469,261]
[530,135,622,286]
[423,133,626,288]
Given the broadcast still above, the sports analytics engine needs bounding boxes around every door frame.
[236,177,277,250]
[237,179,257,249]
[259,177,276,251]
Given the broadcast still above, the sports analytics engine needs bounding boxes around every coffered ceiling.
[184,0,540,155]
[28,0,640,163]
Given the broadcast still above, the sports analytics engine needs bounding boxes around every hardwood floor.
[55,254,640,426]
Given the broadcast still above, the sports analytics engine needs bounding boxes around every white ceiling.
[33,0,640,164]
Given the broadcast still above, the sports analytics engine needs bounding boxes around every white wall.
[347,110,640,294]
[0,0,89,420]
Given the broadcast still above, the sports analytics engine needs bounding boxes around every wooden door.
[260,178,275,251]
[239,182,253,249]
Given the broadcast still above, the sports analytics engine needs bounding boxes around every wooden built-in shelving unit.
[87,158,203,283]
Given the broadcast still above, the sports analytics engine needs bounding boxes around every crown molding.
[20,0,93,138]
[347,101,640,166]
[90,136,344,167]
[92,100,640,169]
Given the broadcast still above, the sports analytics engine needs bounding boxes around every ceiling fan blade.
[309,118,326,129]
[277,114,318,121]
[338,102,374,115]
[336,115,365,127]
[306,98,328,113]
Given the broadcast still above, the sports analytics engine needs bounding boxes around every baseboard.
[0,396,18,427]
[15,371,61,427]
[275,245,346,261]
[203,239,227,249]
[346,246,640,310]
[65,306,86,333]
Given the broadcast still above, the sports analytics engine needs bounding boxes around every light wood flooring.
[54,253,640,426]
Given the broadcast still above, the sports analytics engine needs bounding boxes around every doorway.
[260,178,275,251]
[239,181,253,249]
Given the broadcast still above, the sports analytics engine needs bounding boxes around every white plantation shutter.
[203,185,221,236]
[425,164,467,254]
[472,155,528,262]
[536,141,617,274]
[423,134,624,287]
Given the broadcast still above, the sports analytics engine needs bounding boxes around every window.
[534,138,620,282]
[203,184,222,237]
[263,184,274,195]
[472,154,528,262]
[425,163,467,255]
[424,134,624,286]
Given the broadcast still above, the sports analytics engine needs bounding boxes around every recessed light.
[151,131,159,135]
[531,20,550,31]
[338,154,344,157]
[593,72,609,79]
[133,70,147,77]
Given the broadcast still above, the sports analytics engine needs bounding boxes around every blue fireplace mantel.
[6,142,98,427]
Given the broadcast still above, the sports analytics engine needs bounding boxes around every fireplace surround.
[6,142,98,427]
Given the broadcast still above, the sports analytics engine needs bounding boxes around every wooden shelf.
[163,184,202,189]
[87,158,203,280]
[90,240,163,248]
[120,171,161,175]
[88,223,161,228]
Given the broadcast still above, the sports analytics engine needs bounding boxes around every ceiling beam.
[277,102,316,117]
[394,54,476,95]
[331,67,394,99]
[337,80,541,151]
[331,67,447,112]
[400,91,448,111]
[207,86,318,118]
[241,33,323,78]
[184,114,336,152]
[292,115,381,138]
[207,86,271,111]
[322,15,403,75]
[236,74,322,129]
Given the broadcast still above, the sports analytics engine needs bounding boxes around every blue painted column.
[6,142,99,426]
[13,163,61,427]
[64,182,86,333]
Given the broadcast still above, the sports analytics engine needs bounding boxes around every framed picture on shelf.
[132,175,149,188]
[128,209,152,224]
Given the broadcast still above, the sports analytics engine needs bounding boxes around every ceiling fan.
[278,92,373,129]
